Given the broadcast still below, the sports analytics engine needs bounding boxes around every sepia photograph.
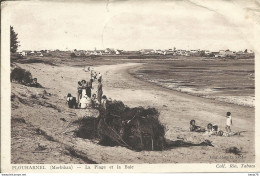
[1,0,259,173]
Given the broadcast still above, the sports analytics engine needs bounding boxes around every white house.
[20,51,28,56]
[155,49,163,55]
[140,49,154,54]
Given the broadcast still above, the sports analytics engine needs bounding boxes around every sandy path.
[14,62,254,163]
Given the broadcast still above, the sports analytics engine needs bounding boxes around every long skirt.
[82,89,87,96]
[86,88,91,98]
[97,91,102,103]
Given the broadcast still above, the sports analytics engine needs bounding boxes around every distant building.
[115,49,124,55]
[176,50,187,56]
[190,49,200,54]
[154,49,163,55]
[164,49,174,55]
[104,48,115,55]
[140,49,154,54]
[218,50,235,57]
[94,50,103,55]
[21,50,30,56]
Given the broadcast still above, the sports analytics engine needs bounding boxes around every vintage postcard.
[1,0,260,173]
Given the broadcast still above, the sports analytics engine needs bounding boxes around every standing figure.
[93,72,97,80]
[77,81,83,103]
[225,112,232,133]
[97,79,103,104]
[97,72,102,81]
[81,80,87,96]
[86,79,93,98]
[90,70,94,80]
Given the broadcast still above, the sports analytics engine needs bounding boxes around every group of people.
[189,112,234,137]
[77,78,103,109]
[86,66,102,81]
[66,68,108,109]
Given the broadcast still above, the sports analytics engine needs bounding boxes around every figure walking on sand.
[97,79,103,104]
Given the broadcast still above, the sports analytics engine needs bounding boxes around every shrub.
[11,67,32,85]
[74,100,166,151]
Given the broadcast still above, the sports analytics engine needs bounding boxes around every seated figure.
[66,93,77,109]
[189,120,205,132]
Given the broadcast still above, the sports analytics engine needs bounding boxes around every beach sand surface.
[11,62,254,163]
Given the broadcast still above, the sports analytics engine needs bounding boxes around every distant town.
[17,47,255,59]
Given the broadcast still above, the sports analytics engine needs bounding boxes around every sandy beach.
[11,62,255,163]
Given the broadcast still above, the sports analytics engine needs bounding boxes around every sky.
[3,0,260,51]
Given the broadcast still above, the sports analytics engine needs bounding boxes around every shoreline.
[127,64,254,108]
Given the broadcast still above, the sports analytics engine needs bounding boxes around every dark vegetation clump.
[11,67,32,85]
[11,67,43,87]
[74,100,166,151]
[225,146,242,155]
[73,117,99,140]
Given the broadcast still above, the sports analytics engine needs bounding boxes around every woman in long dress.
[97,79,103,104]
[77,81,83,103]
[81,80,87,96]
[86,79,93,98]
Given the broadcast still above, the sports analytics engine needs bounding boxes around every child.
[91,93,99,108]
[212,125,218,135]
[204,123,213,136]
[189,120,198,132]
[189,120,205,132]
[225,112,232,133]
